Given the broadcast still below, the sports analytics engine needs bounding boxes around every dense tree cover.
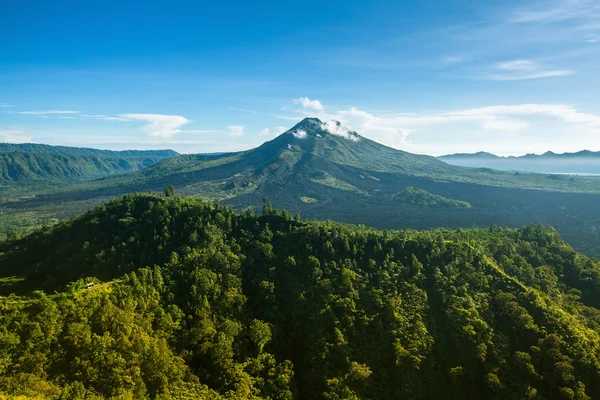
[392,187,471,208]
[1,193,600,399]
[0,151,176,183]
[0,144,177,238]
[0,143,178,159]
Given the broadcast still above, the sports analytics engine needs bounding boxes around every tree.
[163,185,175,197]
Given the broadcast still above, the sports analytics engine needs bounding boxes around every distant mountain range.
[3,118,600,257]
[439,150,600,174]
[0,143,178,182]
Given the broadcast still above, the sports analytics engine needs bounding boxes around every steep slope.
[112,117,451,184]
[440,150,600,174]
[0,152,170,182]
[0,143,178,182]
[1,194,600,399]
[3,118,600,256]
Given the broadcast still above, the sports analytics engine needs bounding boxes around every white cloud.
[320,121,360,141]
[443,56,468,64]
[511,7,572,23]
[452,104,600,124]
[98,116,131,122]
[336,104,600,136]
[0,130,33,143]
[481,117,530,131]
[292,97,325,112]
[488,59,574,80]
[292,129,307,139]
[121,114,190,138]
[64,112,221,137]
[181,129,223,134]
[497,60,535,70]
[17,110,80,115]
[228,107,258,114]
[272,114,305,121]
[101,117,132,121]
[0,103,14,108]
[492,0,600,50]
[259,126,288,139]
[510,0,599,23]
[419,1,600,84]
[335,108,417,147]
[585,35,600,43]
[227,125,245,137]
[81,114,131,122]
[279,98,342,126]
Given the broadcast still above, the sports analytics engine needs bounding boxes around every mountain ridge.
[0,143,179,183]
[0,142,178,158]
[439,149,600,175]
[440,149,600,160]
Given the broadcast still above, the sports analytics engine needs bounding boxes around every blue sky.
[1,0,600,155]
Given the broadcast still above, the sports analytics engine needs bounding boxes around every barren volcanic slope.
[3,118,600,255]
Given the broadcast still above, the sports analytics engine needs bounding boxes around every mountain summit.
[285,117,360,141]
[257,117,362,154]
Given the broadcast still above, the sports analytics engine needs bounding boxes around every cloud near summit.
[293,97,325,112]
[320,121,359,142]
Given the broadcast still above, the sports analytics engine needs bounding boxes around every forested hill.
[1,193,599,399]
[0,143,178,182]
[0,143,178,158]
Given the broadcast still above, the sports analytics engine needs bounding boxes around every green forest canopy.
[392,187,471,208]
[0,193,599,399]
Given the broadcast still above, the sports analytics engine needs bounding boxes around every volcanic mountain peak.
[291,117,323,130]
[286,117,360,142]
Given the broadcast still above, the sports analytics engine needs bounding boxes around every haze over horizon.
[2,0,600,156]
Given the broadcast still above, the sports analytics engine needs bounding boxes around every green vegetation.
[0,143,178,158]
[311,172,366,194]
[1,193,600,399]
[0,144,177,183]
[393,187,471,208]
[300,196,317,204]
